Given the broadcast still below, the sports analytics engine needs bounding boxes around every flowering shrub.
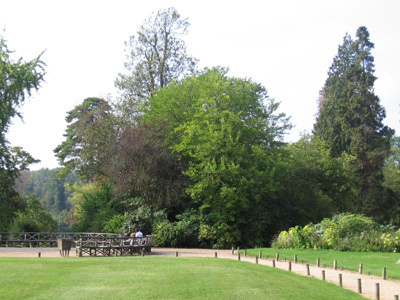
[273,213,399,252]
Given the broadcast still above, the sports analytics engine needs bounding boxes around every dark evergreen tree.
[314,27,394,220]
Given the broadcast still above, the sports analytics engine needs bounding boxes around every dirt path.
[1,247,399,299]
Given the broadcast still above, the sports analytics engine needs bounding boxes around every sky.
[2,0,400,170]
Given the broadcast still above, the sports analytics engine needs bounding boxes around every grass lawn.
[243,248,400,280]
[0,256,365,300]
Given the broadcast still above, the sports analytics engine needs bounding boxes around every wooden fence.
[0,232,120,248]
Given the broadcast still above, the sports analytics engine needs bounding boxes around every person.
[135,228,143,238]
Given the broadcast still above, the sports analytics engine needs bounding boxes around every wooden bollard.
[276,253,279,261]
[259,250,262,259]
[215,252,217,258]
[244,249,247,257]
[359,263,363,274]
[255,256,258,264]
[317,258,320,267]
[382,267,386,280]
[176,251,178,257]
[294,254,297,263]
[232,247,234,255]
[334,260,337,270]
[358,278,362,293]
[322,270,325,281]
[38,252,41,258]
[272,260,276,268]
[238,253,240,261]
[339,274,342,287]
[288,261,292,271]
[306,264,310,276]
[375,283,380,300]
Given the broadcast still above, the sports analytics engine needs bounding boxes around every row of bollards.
[231,249,398,300]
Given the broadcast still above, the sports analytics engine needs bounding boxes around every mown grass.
[243,248,400,280]
[0,256,365,300]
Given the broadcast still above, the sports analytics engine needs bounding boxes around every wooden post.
[358,278,362,293]
[322,270,325,281]
[237,253,240,261]
[259,250,262,259]
[382,267,386,280]
[339,274,342,287]
[306,264,310,276]
[288,261,291,271]
[255,256,258,264]
[359,263,363,274]
[38,252,41,258]
[334,260,337,270]
[215,252,217,258]
[294,254,297,263]
[272,260,275,268]
[375,283,380,300]
[232,247,234,255]
[317,258,320,267]
[176,251,178,257]
[244,249,247,257]
[276,252,279,261]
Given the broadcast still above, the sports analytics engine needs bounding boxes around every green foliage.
[54,97,116,181]
[313,27,394,220]
[144,67,291,247]
[102,214,125,233]
[152,210,202,248]
[0,35,45,231]
[273,213,400,252]
[121,197,167,236]
[9,195,58,232]
[66,181,118,232]
[16,168,80,231]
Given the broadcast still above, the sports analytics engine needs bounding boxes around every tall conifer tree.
[314,27,394,219]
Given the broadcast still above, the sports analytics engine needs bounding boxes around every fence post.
[382,267,386,280]
[358,278,362,293]
[375,283,380,300]
[272,260,275,268]
[215,252,217,258]
[359,263,363,274]
[255,257,258,264]
[322,270,325,280]
[38,252,41,258]
[317,258,320,267]
[306,264,310,276]
[339,274,342,287]
[276,253,279,261]
[294,254,297,263]
[176,251,178,257]
[288,261,292,271]
[244,249,247,257]
[259,250,262,259]
[232,247,234,255]
[238,253,240,261]
[334,260,337,270]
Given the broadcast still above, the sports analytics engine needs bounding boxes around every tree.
[144,67,291,247]
[54,97,116,181]
[313,27,394,218]
[0,35,45,231]
[115,7,197,122]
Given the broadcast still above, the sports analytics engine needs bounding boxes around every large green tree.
[314,27,394,219]
[144,67,291,247]
[115,7,197,122]
[0,36,45,231]
[54,97,116,181]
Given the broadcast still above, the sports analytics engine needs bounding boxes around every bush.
[273,213,400,252]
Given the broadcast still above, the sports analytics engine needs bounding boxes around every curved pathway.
[1,247,399,299]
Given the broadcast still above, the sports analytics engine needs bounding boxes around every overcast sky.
[2,0,400,170]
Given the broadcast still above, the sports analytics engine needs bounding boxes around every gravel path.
[1,247,399,299]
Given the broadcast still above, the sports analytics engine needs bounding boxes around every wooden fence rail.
[0,232,120,248]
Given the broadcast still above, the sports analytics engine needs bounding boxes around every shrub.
[273,213,399,252]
